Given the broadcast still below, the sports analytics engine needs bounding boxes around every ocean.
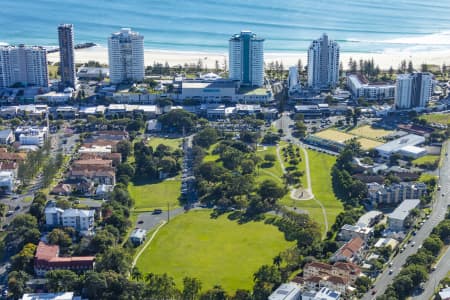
[1,0,450,54]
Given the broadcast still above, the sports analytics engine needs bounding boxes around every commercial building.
[35,91,72,104]
[388,199,420,231]
[367,182,427,205]
[34,242,95,276]
[58,24,76,89]
[229,31,264,87]
[395,73,433,109]
[268,283,301,300]
[0,45,48,88]
[347,74,395,100]
[108,28,144,84]
[76,66,109,80]
[21,292,81,300]
[375,134,425,158]
[294,104,330,118]
[307,34,340,90]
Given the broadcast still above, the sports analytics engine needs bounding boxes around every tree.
[96,247,132,274]
[89,230,117,254]
[116,140,132,161]
[6,214,40,251]
[200,285,227,300]
[48,228,72,249]
[158,109,197,134]
[144,273,179,299]
[131,267,143,281]
[407,61,414,73]
[194,127,219,149]
[230,290,252,300]
[355,276,372,293]
[10,243,36,273]
[422,236,443,256]
[258,180,285,203]
[7,271,30,299]
[46,270,79,292]
[182,276,202,300]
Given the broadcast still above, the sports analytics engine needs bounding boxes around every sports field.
[420,113,450,125]
[349,125,392,140]
[356,138,383,150]
[313,129,355,144]
[136,210,293,291]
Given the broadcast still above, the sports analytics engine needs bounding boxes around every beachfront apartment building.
[347,74,395,100]
[108,28,145,84]
[288,66,301,93]
[307,34,340,90]
[0,45,48,88]
[395,72,433,109]
[229,31,265,87]
[58,24,76,89]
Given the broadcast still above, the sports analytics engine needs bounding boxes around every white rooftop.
[21,292,80,300]
[62,208,95,218]
[268,283,301,300]
[376,134,425,154]
[389,199,421,221]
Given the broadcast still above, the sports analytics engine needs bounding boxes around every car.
[5,211,13,217]
[389,262,393,267]
[14,205,20,211]
[153,209,163,214]
[389,269,393,275]
[138,220,144,224]
[411,242,416,247]
[371,290,377,295]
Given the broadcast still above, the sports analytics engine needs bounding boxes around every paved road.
[363,140,450,299]
[135,207,184,231]
[413,246,450,300]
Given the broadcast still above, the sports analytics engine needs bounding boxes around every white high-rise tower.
[395,73,433,109]
[307,33,340,90]
[0,45,48,88]
[229,31,264,87]
[108,28,144,84]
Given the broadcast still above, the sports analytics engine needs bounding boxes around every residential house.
[78,152,122,166]
[34,242,95,276]
[388,199,421,231]
[331,237,365,263]
[268,283,301,300]
[50,183,72,196]
[338,224,373,242]
[301,287,341,300]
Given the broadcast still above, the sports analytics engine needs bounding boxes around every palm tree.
[131,267,142,281]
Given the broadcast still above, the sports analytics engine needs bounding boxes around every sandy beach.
[47,46,450,70]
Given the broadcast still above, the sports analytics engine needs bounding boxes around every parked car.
[153,209,163,214]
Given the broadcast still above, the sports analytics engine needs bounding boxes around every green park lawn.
[420,113,450,125]
[256,145,284,183]
[128,179,181,212]
[412,155,440,166]
[279,150,343,235]
[147,137,182,150]
[136,210,294,292]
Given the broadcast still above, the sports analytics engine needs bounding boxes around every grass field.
[314,129,355,144]
[136,210,294,291]
[413,155,440,166]
[280,150,343,234]
[356,138,383,150]
[420,113,450,125]
[349,125,392,140]
[256,145,284,183]
[129,179,181,211]
[148,137,182,150]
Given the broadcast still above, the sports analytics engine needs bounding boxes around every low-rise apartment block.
[367,181,427,205]
[34,242,95,276]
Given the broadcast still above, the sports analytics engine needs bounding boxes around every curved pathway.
[131,221,167,269]
[277,143,329,235]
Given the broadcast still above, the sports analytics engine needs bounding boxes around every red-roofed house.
[34,242,95,276]
[331,237,365,263]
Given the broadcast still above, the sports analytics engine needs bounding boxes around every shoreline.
[47,46,450,70]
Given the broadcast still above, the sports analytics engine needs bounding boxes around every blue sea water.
[1,0,450,54]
